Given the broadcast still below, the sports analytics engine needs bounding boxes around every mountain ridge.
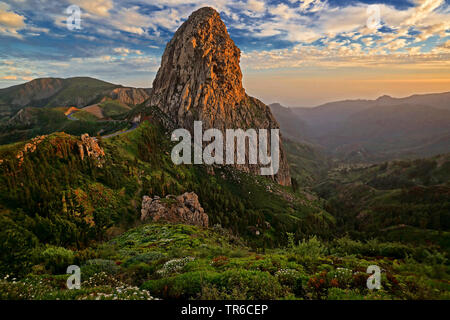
[270,91,450,161]
[0,77,152,122]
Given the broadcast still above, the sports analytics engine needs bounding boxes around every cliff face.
[108,87,152,106]
[148,7,291,185]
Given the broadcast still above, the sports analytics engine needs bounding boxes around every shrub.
[210,256,229,268]
[143,271,215,299]
[81,259,119,279]
[307,271,329,299]
[292,236,327,267]
[329,268,353,288]
[332,237,413,259]
[199,284,248,300]
[123,252,165,267]
[293,277,305,297]
[40,246,74,274]
[143,269,285,300]
[378,242,413,259]
[212,269,284,300]
[332,237,365,256]
[275,269,301,287]
[294,236,327,257]
[156,257,195,277]
[327,288,366,300]
[0,216,39,277]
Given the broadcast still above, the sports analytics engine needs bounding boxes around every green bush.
[275,269,301,287]
[156,257,195,277]
[123,252,165,267]
[143,269,285,300]
[291,236,327,267]
[294,236,327,257]
[40,246,75,274]
[142,271,216,299]
[212,269,284,300]
[0,216,39,277]
[81,259,119,279]
[332,237,413,259]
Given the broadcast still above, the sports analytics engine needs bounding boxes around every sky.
[0,0,449,106]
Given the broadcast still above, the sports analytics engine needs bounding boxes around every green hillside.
[314,155,450,252]
[1,223,448,300]
[1,112,448,300]
[0,96,449,301]
[284,139,331,188]
[0,114,334,278]
[99,100,132,118]
[0,77,118,114]
[0,107,128,144]
[43,78,118,108]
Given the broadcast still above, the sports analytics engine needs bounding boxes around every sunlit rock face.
[148,7,291,186]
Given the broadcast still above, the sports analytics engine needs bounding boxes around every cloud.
[247,0,265,13]
[0,3,26,38]
[404,0,445,25]
[384,38,408,51]
[113,47,143,56]
[71,0,113,17]
[1,0,449,92]
[293,0,326,13]
[241,40,450,72]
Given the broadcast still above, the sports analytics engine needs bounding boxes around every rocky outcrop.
[147,7,291,186]
[7,108,37,127]
[0,133,106,168]
[107,87,152,106]
[14,135,47,167]
[141,192,208,227]
[77,134,105,165]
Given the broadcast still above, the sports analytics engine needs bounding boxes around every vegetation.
[0,107,129,144]
[313,155,450,254]
[99,100,131,118]
[0,119,333,278]
[0,101,448,301]
[284,139,331,188]
[1,223,448,300]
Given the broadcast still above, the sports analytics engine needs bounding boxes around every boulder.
[141,192,208,227]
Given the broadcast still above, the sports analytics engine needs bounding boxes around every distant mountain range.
[0,77,152,144]
[270,92,450,162]
[2,77,449,164]
[0,77,151,122]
